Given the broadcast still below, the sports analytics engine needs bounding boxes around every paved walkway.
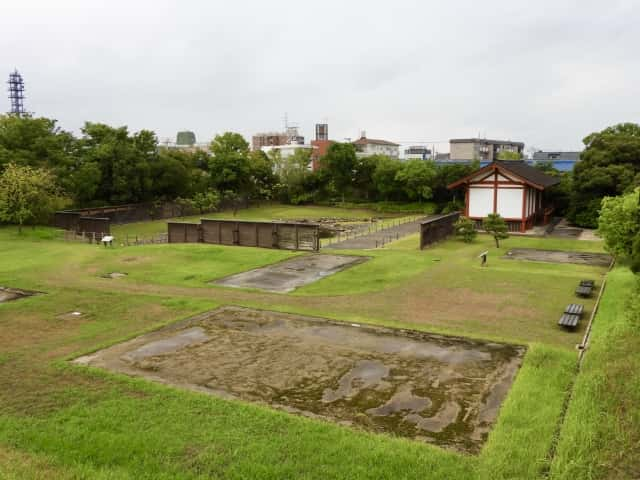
[324,216,431,250]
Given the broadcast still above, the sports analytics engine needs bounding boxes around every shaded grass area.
[111,203,401,238]
[550,267,640,480]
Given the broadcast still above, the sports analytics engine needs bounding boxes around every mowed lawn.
[111,203,403,239]
[0,222,633,479]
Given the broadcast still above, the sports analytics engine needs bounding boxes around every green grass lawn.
[111,203,403,239]
[0,221,635,479]
[549,267,640,480]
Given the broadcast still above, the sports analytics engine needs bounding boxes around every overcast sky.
[2,0,639,152]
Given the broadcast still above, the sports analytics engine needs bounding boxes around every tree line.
[1,114,639,239]
[0,114,477,226]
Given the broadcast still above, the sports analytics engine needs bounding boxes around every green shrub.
[454,216,477,242]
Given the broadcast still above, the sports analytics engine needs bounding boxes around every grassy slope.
[0,224,622,479]
[550,267,640,480]
[111,203,401,238]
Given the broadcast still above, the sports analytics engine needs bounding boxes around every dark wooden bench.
[575,285,592,297]
[559,313,580,328]
[575,280,594,298]
[564,303,584,316]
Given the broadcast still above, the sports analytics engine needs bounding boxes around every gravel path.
[324,216,431,250]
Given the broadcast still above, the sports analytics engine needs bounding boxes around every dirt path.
[324,216,431,250]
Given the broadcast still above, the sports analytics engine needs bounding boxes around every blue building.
[530,151,581,172]
[434,151,581,172]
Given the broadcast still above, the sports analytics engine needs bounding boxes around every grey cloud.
[2,0,639,151]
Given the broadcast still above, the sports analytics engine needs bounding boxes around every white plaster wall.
[497,187,523,219]
[469,187,494,217]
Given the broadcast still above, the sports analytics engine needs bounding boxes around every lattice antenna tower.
[7,69,26,115]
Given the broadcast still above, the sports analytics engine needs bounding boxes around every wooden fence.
[168,219,320,252]
[54,212,111,235]
[419,212,460,249]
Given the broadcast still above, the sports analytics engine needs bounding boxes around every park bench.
[564,303,584,316]
[558,313,580,328]
[558,303,584,329]
[575,279,594,298]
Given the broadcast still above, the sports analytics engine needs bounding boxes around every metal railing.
[321,215,424,247]
[63,230,168,246]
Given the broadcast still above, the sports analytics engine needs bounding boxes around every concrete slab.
[0,287,39,303]
[504,248,612,267]
[213,254,367,293]
[74,306,525,453]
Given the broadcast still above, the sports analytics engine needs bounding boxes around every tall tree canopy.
[0,163,67,232]
[208,132,252,197]
[371,155,403,201]
[569,123,640,227]
[0,115,75,170]
[78,123,159,205]
[395,159,437,202]
[321,143,357,200]
[598,187,640,272]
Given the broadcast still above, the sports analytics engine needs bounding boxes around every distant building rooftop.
[352,136,399,147]
[532,151,581,162]
[450,138,525,148]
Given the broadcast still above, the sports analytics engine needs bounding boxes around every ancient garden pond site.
[75,306,524,453]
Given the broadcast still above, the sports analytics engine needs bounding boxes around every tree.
[208,132,252,197]
[372,156,403,201]
[152,149,193,200]
[276,149,315,204]
[569,123,640,227]
[0,114,75,170]
[432,161,479,206]
[598,187,640,272]
[483,213,509,248]
[321,143,357,202]
[79,123,159,205]
[0,163,66,232]
[454,216,477,243]
[192,190,220,214]
[352,155,379,200]
[394,159,436,202]
[249,150,278,202]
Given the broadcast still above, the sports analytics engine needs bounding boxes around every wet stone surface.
[504,248,612,267]
[0,287,39,303]
[213,254,367,293]
[74,306,525,453]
